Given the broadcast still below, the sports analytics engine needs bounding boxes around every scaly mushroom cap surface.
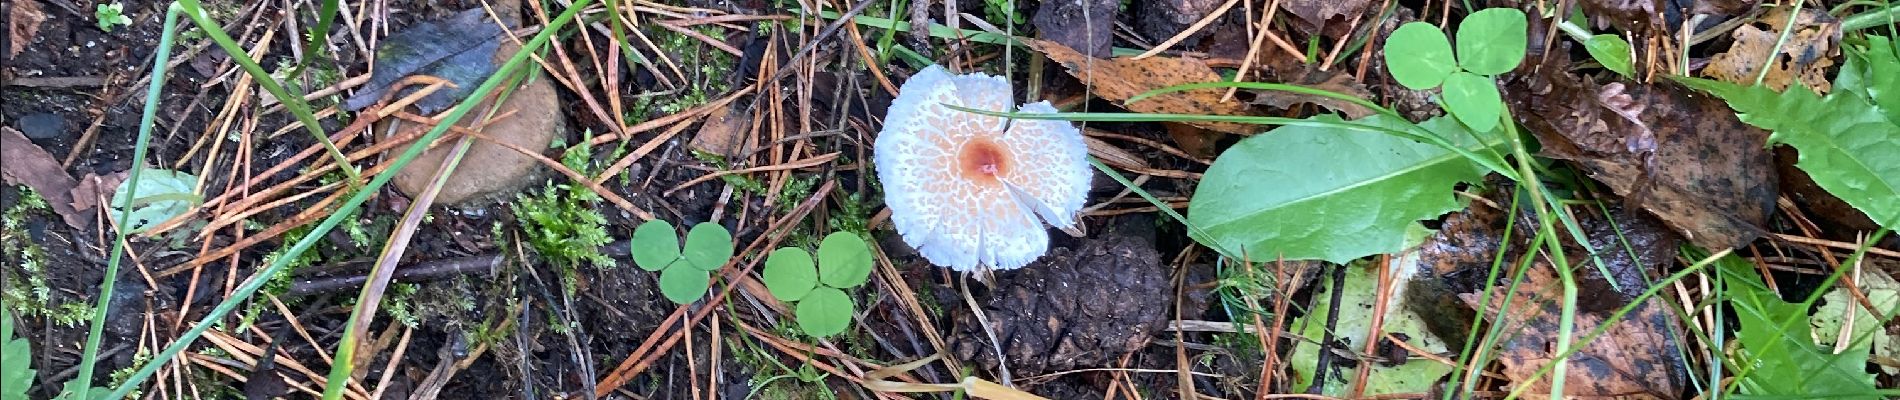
[874,65,1092,271]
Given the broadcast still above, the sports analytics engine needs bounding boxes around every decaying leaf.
[1027,38,1265,135]
[7,0,46,59]
[1414,191,1689,398]
[70,172,130,216]
[1290,260,1453,396]
[1032,0,1118,58]
[1281,0,1374,38]
[1248,65,1375,118]
[1703,6,1841,93]
[689,105,750,158]
[1,127,86,229]
[343,8,506,113]
[1509,56,1777,250]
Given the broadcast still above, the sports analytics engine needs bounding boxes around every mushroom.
[874,65,1092,272]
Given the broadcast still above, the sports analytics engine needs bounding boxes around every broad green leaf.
[1719,258,1878,397]
[1187,114,1501,263]
[1455,8,1528,75]
[1441,72,1503,132]
[1835,36,1900,126]
[1384,22,1458,90]
[762,247,818,302]
[681,222,733,271]
[816,232,873,288]
[630,220,680,271]
[658,267,710,304]
[796,287,853,337]
[1677,74,1900,229]
[2,313,33,400]
[110,169,200,233]
[1290,256,1451,396]
[1584,34,1633,77]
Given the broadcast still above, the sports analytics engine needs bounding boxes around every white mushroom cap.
[874,65,1092,271]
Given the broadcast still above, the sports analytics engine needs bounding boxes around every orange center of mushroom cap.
[956,138,1009,183]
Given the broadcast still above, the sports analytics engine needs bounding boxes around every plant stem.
[1842,3,1900,32]
[71,5,182,399]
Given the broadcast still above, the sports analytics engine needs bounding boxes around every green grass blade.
[292,0,340,75]
[102,2,595,398]
[173,0,360,187]
[70,5,184,399]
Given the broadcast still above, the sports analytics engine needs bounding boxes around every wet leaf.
[796,287,853,337]
[816,232,873,288]
[1719,256,1879,397]
[343,8,505,113]
[1444,202,1689,398]
[1511,58,1779,249]
[1678,41,1900,229]
[658,267,710,304]
[1031,0,1117,58]
[1289,261,1452,396]
[681,223,733,271]
[1455,8,1527,75]
[1703,7,1840,93]
[110,169,201,234]
[1384,22,1458,90]
[1,126,86,229]
[1441,71,1502,132]
[1584,34,1633,77]
[762,248,817,302]
[1281,0,1374,38]
[1027,38,1266,135]
[630,220,681,271]
[1188,114,1500,263]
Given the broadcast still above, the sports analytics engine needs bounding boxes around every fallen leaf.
[1811,269,1898,374]
[6,0,46,59]
[1,127,86,229]
[1281,0,1374,38]
[1031,0,1118,58]
[1247,65,1375,118]
[1509,56,1778,250]
[1027,38,1265,135]
[1289,260,1453,397]
[689,105,750,158]
[343,8,506,113]
[1417,192,1689,398]
[69,172,129,215]
[1703,6,1840,93]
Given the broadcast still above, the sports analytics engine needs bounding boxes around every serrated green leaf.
[1836,36,1900,126]
[1441,71,1503,132]
[1584,34,1633,77]
[763,247,818,302]
[1188,115,1500,263]
[1384,22,1458,90]
[630,220,680,271]
[1290,256,1451,395]
[816,232,873,288]
[1677,71,1900,229]
[110,169,201,233]
[1719,258,1878,397]
[796,287,853,337]
[1455,8,1527,75]
[658,267,710,304]
[681,222,733,271]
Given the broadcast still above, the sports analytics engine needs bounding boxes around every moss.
[1,187,92,325]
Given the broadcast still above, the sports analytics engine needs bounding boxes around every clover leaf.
[1454,8,1528,75]
[630,220,680,271]
[816,232,873,288]
[762,248,818,302]
[795,287,853,338]
[682,222,734,271]
[1384,22,1458,90]
[632,220,734,304]
[760,232,875,337]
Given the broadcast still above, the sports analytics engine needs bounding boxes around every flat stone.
[18,112,66,139]
[387,27,562,205]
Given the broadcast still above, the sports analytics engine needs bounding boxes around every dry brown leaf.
[1026,38,1265,135]
[70,171,129,215]
[1,126,86,229]
[7,0,46,59]
[1248,66,1374,118]
[1704,6,1840,93]
[689,104,750,158]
